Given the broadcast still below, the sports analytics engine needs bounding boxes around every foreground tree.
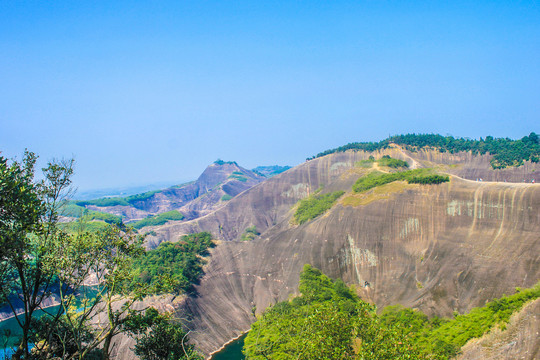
[0,151,74,359]
[1,151,205,359]
[124,308,203,360]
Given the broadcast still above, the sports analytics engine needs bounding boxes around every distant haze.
[1,1,539,191]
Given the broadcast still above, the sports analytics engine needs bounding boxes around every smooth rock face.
[152,149,539,357]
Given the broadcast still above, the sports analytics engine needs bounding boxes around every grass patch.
[59,220,111,233]
[221,194,233,201]
[76,197,130,207]
[293,191,345,225]
[353,169,449,193]
[228,174,248,182]
[129,210,184,229]
[355,159,375,168]
[241,225,260,241]
[342,181,414,207]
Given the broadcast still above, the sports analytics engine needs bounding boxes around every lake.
[0,306,59,357]
[210,333,247,360]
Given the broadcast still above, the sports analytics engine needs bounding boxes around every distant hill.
[64,160,268,227]
[252,165,291,178]
[74,181,185,200]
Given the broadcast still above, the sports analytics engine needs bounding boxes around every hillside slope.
[81,161,265,223]
[148,148,540,356]
[457,298,540,360]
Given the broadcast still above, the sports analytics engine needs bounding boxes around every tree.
[124,308,203,360]
[32,225,149,360]
[1,151,204,360]
[0,151,74,359]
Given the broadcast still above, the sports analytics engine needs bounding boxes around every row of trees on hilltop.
[0,151,203,359]
[308,133,540,169]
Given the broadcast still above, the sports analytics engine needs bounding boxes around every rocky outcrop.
[143,149,540,356]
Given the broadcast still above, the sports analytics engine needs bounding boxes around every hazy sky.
[1,1,539,192]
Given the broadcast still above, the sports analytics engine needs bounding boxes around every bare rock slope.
[152,149,539,357]
[84,161,265,224]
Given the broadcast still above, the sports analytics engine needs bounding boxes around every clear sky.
[1,1,539,192]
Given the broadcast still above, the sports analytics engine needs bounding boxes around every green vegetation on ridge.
[75,189,162,209]
[293,191,345,225]
[131,232,214,294]
[61,201,122,224]
[353,169,449,193]
[309,133,540,169]
[129,210,184,229]
[244,265,540,360]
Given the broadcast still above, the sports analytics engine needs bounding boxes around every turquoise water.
[210,333,247,360]
[0,307,57,358]
[0,286,98,355]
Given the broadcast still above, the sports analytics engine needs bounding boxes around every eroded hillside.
[78,161,265,224]
[143,148,539,357]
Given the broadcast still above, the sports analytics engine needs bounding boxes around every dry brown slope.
[176,163,539,355]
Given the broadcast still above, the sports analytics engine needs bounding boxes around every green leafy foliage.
[125,308,204,360]
[377,155,409,168]
[129,210,184,229]
[125,190,162,205]
[244,265,419,360]
[308,133,540,169]
[241,226,260,241]
[293,191,345,225]
[131,232,215,294]
[59,220,112,233]
[244,265,540,360]
[407,174,450,185]
[409,283,540,358]
[352,169,449,193]
[214,159,238,166]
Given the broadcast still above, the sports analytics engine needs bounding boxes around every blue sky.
[1,1,539,192]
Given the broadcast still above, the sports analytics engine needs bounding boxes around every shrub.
[378,155,409,168]
[221,194,233,201]
[353,169,449,193]
[241,226,260,241]
[293,191,345,225]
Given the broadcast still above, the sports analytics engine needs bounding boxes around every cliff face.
[146,149,540,356]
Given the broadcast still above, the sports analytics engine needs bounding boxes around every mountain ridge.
[131,147,540,357]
